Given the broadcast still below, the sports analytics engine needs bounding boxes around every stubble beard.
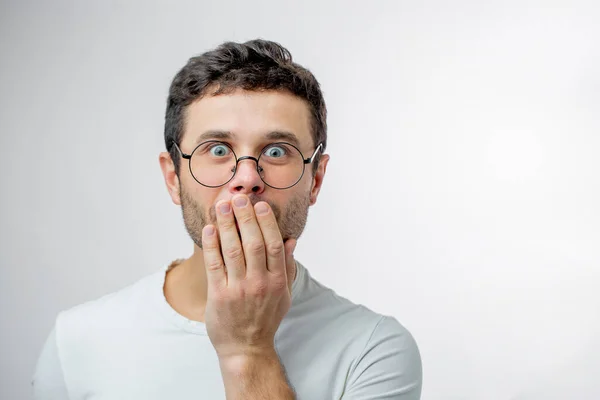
[180,186,311,249]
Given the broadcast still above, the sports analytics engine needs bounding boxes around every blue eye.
[209,144,230,157]
[264,146,287,158]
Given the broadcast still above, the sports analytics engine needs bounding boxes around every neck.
[163,244,209,322]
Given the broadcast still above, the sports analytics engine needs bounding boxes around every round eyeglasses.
[172,140,323,190]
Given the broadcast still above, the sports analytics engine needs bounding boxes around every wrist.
[219,348,279,374]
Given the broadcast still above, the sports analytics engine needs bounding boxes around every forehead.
[183,89,313,148]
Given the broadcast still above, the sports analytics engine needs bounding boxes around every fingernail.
[219,202,231,214]
[204,225,215,236]
[255,202,269,215]
[233,196,248,207]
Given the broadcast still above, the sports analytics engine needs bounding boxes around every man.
[32,39,422,399]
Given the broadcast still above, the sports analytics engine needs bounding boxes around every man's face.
[172,89,327,249]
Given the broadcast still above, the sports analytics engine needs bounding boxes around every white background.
[1,1,599,399]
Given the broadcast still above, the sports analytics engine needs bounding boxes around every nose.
[227,156,266,195]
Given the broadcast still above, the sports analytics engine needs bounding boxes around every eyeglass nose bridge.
[230,155,264,175]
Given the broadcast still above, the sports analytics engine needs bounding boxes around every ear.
[309,154,330,206]
[159,151,182,205]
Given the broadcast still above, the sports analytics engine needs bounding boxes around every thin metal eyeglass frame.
[171,140,323,190]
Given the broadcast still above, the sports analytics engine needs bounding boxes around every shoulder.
[55,269,164,347]
[291,263,422,397]
[363,315,421,371]
[345,314,422,398]
[293,261,420,352]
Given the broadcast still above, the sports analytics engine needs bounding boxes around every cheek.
[182,182,220,210]
[203,190,224,214]
[302,171,317,193]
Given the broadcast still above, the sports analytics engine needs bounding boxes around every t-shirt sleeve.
[32,324,70,400]
[342,316,423,400]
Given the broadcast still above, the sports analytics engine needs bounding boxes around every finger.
[215,199,245,283]
[201,224,227,289]
[232,194,267,278]
[284,239,297,293]
[254,201,285,276]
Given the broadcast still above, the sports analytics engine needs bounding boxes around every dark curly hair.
[164,39,327,176]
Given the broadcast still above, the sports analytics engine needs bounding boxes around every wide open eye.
[208,143,231,157]
[263,145,288,158]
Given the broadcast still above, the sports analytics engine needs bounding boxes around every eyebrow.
[195,130,301,148]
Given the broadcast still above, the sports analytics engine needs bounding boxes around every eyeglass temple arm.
[172,142,192,159]
[304,143,323,164]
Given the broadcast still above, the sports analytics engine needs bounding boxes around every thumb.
[284,239,297,292]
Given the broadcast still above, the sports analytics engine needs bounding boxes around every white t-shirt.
[32,260,422,399]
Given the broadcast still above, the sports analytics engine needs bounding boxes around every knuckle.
[251,281,269,297]
[206,258,224,272]
[203,240,217,250]
[224,246,244,262]
[238,213,255,224]
[235,285,247,298]
[265,240,284,256]
[271,277,287,292]
[220,219,236,231]
[212,288,228,302]
[246,239,265,255]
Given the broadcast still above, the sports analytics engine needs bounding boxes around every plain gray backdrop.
[1,1,599,399]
